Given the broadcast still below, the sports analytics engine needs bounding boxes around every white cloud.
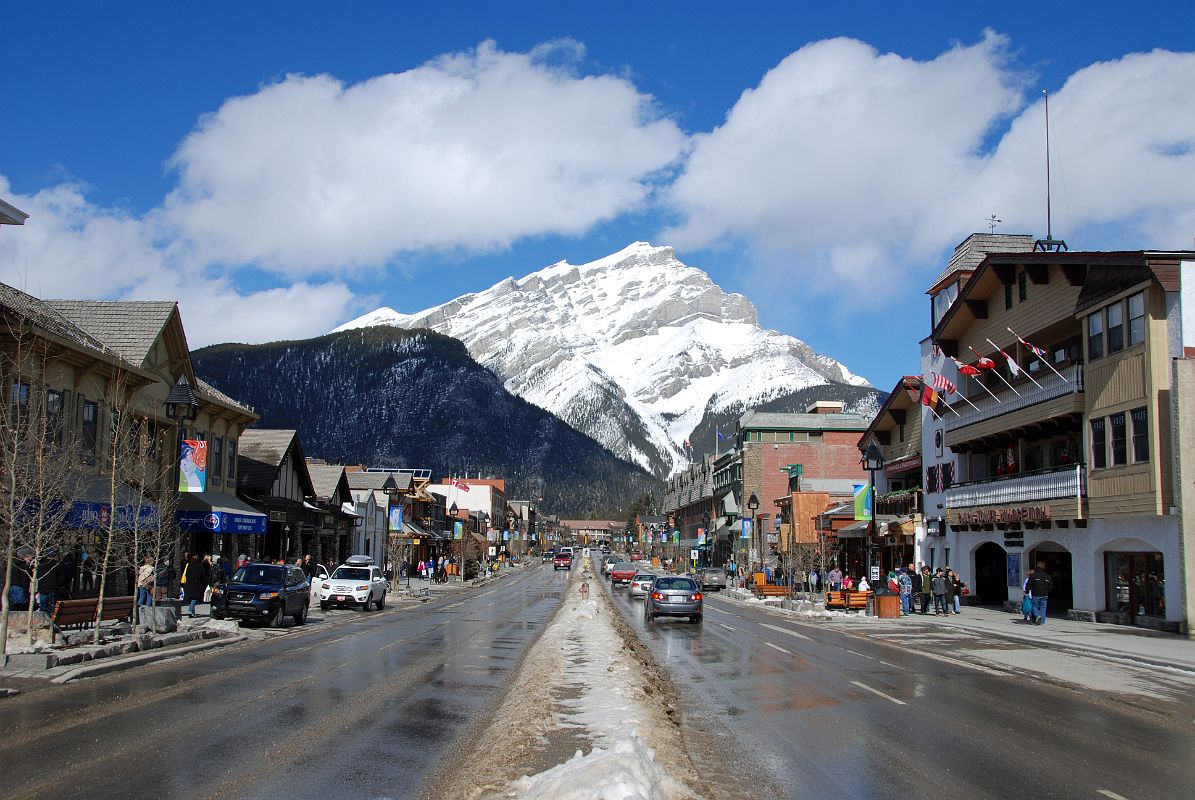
[164,40,687,275]
[0,176,360,349]
[664,35,1195,311]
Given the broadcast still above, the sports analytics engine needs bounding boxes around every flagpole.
[970,373,1002,403]
[969,345,1021,396]
[986,337,1045,390]
[1007,326,1068,381]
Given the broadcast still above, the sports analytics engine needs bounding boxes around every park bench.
[751,584,789,598]
[50,596,135,632]
[825,590,871,612]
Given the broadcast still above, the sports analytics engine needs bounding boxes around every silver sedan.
[628,573,657,598]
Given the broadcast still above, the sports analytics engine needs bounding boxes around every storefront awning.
[177,492,267,534]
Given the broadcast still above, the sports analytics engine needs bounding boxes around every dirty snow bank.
[446,558,699,800]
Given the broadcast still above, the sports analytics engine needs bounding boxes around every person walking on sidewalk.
[137,556,155,607]
[1028,563,1053,625]
[181,554,210,617]
[828,567,843,591]
[931,568,950,615]
[948,569,965,614]
[918,566,933,614]
[898,568,913,615]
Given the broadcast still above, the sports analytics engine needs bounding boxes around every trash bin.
[873,594,901,619]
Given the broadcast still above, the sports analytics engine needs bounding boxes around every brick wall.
[743,432,868,526]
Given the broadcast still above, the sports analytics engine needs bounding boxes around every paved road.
[606,583,1195,800]
[0,564,565,800]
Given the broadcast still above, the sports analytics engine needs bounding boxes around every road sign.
[690,549,699,561]
[870,565,881,582]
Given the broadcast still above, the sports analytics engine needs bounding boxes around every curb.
[50,635,247,684]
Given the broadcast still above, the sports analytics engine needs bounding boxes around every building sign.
[1006,553,1022,588]
[178,439,207,493]
[178,509,266,534]
[948,505,1052,526]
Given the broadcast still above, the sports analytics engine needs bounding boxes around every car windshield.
[702,569,722,576]
[332,567,371,580]
[633,574,656,581]
[655,578,697,591]
[232,565,285,586]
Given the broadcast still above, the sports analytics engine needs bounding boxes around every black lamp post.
[747,493,760,575]
[861,442,886,583]
[449,501,460,577]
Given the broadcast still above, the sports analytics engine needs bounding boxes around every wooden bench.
[751,584,789,598]
[825,590,871,611]
[50,596,136,632]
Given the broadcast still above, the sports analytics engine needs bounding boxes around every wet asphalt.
[0,565,567,800]
[606,582,1195,800]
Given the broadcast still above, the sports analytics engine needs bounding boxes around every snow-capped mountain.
[334,242,871,476]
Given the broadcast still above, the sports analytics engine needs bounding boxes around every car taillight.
[690,593,702,601]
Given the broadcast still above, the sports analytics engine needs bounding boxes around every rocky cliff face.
[192,327,660,518]
[335,242,873,476]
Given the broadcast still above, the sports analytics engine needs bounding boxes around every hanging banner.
[853,483,872,521]
[453,521,463,540]
[179,439,208,493]
[697,527,706,545]
[740,518,752,540]
[672,529,680,544]
[388,504,403,532]
[503,530,510,541]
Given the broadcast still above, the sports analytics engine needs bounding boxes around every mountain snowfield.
[334,242,870,476]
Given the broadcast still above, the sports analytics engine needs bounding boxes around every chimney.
[805,400,844,415]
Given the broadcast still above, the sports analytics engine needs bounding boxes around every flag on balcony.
[1013,331,1048,359]
[931,372,956,396]
[920,383,940,409]
[998,347,1021,377]
[951,356,982,377]
[967,345,996,370]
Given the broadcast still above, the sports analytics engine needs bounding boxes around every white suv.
[319,555,389,611]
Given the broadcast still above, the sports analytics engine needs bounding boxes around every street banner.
[453,521,463,540]
[388,504,403,532]
[503,530,510,541]
[697,527,706,545]
[740,518,752,540]
[178,439,207,493]
[672,530,680,543]
[853,483,872,521]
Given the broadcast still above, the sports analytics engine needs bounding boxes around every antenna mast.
[1035,90,1067,252]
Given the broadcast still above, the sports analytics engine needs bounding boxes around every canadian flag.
[952,356,981,377]
[450,478,471,493]
[968,345,996,370]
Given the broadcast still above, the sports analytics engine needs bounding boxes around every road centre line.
[1097,791,1130,800]
[763,641,793,655]
[850,680,907,705]
[845,649,875,660]
[879,661,906,670]
[759,622,811,640]
[718,623,737,632]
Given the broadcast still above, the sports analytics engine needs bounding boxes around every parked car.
[695,568,727,592]
[318,555,388,611]
[610,563,638,586]
[210,562,310,627]
[629,573,657,598]
[553,552,574,571]
[644,576,703,624]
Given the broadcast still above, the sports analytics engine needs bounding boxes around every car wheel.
[270,605,285,628]
[294,602,308,625]
[377,592,386,610]
[362,596,372,612]
[319,601,329,611]
[692,614,703,624]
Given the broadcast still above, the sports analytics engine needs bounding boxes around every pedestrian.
[136,556,155,606]
[858,576,871,593]
[34,550,64,614]
[898,568,913,615]
[181,554,210,618]
[931,568,949,615]
[1022,568,1035,622]
[828,566,843,591]
[1028,562,1053,625]
[302,554,316,580]
[154,557,176,602]
[809,568,820,593]
[949,569,965,614]
[80,551,95,592]
[918,566,932,614]
[8,548,32,610]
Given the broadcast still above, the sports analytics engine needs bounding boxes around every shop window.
[1128,292,1146,346]
[46,388,65,445]
[1131,407,1149,462]
[1105,552,1165,617]
[1110,412,1127,466]
[1018,270,1028,302]
[1050,438,1078,466]
[1107,301,1124,353]
[1087,312,1104,359]
[1090,418,1107,469]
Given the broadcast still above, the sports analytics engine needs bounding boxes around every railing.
[877,489,922,516]
[945,363,1084,432]
[945,464,1087,508]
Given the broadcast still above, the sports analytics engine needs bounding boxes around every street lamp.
[861,442,885,583]
[747,493,760,577]
[165,375,199,557]
[449,501,460,579]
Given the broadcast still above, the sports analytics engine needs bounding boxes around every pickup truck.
[610,563,638,586]
[553,553,573,571]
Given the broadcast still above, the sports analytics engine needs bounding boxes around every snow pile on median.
[447,559,699,800]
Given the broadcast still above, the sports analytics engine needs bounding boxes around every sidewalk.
[717,591,1195,673]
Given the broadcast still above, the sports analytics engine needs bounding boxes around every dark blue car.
[210,563,310,627]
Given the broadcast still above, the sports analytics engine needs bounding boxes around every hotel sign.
[949,505,1052,525]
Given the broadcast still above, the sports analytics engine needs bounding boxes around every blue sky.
[2,2,1193,390]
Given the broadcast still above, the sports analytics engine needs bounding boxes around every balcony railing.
[877,489,923,517]
[945,363,1084,432]
[945,464,1087,508]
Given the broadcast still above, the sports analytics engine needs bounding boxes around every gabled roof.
[346,471,413,492]
[46,299,178,366]
[195,377,257,417]
[307,463,348,502]
[237,429,312,497]
[0,282,112,355]
[859,376,920,443]
[928,233,1036,294]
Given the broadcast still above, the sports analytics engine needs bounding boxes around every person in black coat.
[182,555,210,617]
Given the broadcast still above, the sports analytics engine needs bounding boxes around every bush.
[463,559,482,581]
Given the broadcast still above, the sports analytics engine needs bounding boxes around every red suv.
[553,553,573,571]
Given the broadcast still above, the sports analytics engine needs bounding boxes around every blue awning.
[177,492,267,534]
